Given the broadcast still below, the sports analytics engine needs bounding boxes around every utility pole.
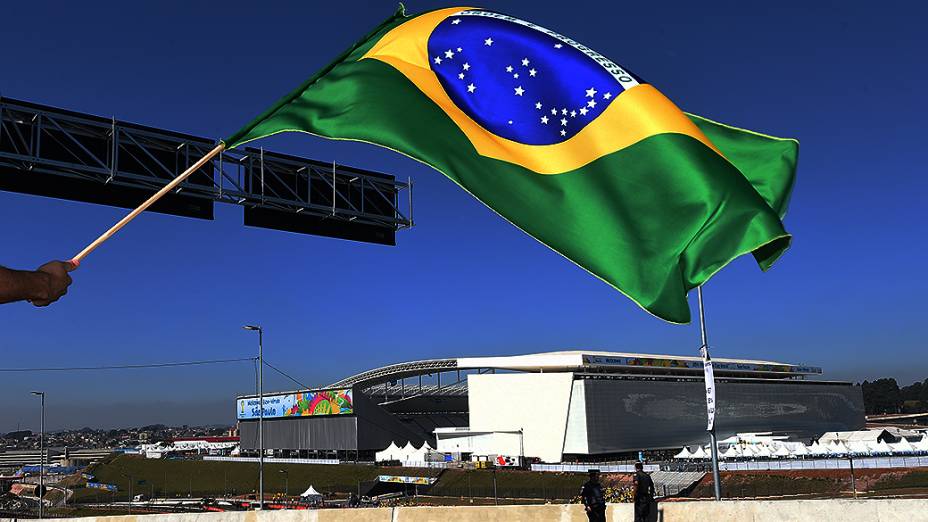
[30,391,45,519]
[697,287,722,501]
[243,325,264,509]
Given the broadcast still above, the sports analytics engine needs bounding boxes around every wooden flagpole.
[70,143,226,267]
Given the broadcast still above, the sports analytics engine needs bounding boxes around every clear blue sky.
[2,1,925,432]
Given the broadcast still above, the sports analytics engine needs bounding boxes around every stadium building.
[236,350,865,463]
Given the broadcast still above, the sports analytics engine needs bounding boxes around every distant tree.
[901,381,923,402]
[861,378,904,414]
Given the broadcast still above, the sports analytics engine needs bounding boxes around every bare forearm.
[0,266,51,304]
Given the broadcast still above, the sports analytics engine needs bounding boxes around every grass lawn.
[74,455,436,502]
[72,455,601,503]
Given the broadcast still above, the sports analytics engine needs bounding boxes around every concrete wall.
[32,499,928,522]
[468,372,575,462]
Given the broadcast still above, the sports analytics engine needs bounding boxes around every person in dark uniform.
[632,462,656,522]
[579,469,606,522]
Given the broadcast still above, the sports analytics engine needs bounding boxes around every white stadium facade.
[236,350,865,463]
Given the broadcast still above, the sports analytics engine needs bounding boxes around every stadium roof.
[326,350,821,389]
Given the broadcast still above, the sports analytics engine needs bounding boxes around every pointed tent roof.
[915,436,928,452]
[791,444,810,457]
[870,440,893,454]
[674,447,692,459]
[300,485,323,498]
[890,439,916,454]
[828,441,849,455]
[722,446,742,459]
[398,441,418,461]
[847,441,870,455]
[808,442,829,456]
[690,446,708,459]
[773,445,792,458]
[752,445,772,458]
[375,441,401,461]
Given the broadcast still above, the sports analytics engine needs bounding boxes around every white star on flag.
[458,73,465,79]
[506,65,513,72]
[561,109,568,115]
[554,43,563,48]
[560,118,567,126]
[521,58,530,66]
[560,129,566,136]
[587,99,597,108]
[484,37,494,46]
[535,102,542,109]
[444,49,454,59]
[579,107,588,115]
[541,116,549,124]
[570,110,577,117]
[551,108,557,115]
[462,63,470,71]
[514,86,525,96]
[452,18,461,24]
[586,87,597,98]
[529,68,537,77]
[603,92,612,99]
[467,83,476,93]
[513,73,519,78]
[434,56,442,64]
[457,47,462,52]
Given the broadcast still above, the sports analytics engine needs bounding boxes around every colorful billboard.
[237,389,353,420]
[377,475,437,485]
[87,482,118,492]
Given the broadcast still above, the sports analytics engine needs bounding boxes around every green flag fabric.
[225,7,797,323]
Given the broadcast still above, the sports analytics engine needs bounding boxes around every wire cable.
[262,359,312,391]
[0,357,257,373]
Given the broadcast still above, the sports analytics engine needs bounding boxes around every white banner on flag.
[703,358,716,431]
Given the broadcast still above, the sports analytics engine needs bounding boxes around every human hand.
[31,260,76,306]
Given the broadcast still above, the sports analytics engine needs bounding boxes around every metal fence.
[718,456,928,471]
[202,456,339,465]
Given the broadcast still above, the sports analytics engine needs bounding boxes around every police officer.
[632,462,656,522]
[579,469,606,522]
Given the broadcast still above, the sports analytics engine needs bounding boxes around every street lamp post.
[30,392,45,519]
[243,325,264,510]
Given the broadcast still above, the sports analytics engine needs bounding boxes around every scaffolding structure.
[0,97,412,243]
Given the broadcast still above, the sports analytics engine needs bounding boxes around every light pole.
[31,391,45,519]
[243,324,264,510]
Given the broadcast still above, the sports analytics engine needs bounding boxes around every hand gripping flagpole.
[69,143,225,267]
[698,286,723,501]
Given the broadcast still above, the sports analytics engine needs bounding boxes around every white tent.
[808,442,829,457]
[772,445,792,458]
[847,441,871,456]
[300,485,323,500]
[399,441,419,462]
[828,441,849,456]
[673,447,692,459]
[869,440,893,455]
[690,446,708,459]
[752,445,772,459]
[791,444,811,458]
[915,437,928,453]
[721,446,742,459]
[890,439,916,454]
[418,442,436,462]
[375,442,401,462]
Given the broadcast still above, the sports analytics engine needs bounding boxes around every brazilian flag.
[225,6,797,323]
